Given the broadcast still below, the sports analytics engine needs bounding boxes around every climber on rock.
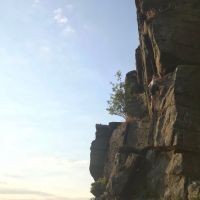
[148,74,160,113]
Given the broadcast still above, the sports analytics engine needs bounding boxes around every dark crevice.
[143,34,157,81]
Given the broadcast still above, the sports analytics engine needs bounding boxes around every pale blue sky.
[0,0,138,199]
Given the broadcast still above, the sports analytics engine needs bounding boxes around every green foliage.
[106,71,127,119]
[90,177,107,197]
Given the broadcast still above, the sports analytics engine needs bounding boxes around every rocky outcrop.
[90,123,121,181]
[136,0,200,79]
[90,1,200,200]
[125,70,147,118]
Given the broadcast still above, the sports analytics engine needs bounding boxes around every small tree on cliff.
[90,178,106,197]
[106,71,127,119]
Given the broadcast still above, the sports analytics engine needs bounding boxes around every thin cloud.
[53,8,75,36]
[0,181,8,185]
[62,26,75,36]
[0,188,89,200]
[0,197,88,200]
[65,4,75,13]
[32,0,40,6]
[39,46,51,56]
[0,156,89,178]
[4,174,24,179]
[54,8,68,25]
[0,48,29,66]
[0,188,52,196]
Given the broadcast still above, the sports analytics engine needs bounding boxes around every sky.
[0,0,138,199]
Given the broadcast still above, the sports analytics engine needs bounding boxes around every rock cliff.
[90,1,200,199]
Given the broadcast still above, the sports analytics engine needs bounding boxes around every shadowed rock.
[90,1,200,199]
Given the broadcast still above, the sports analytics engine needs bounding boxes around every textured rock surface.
[136,0,200,78]
[90,1,200,199]
[90,123,121,181]
[125,70,148,118]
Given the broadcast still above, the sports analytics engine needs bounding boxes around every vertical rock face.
[89,1,200,200]
[90,123,121,181]
[125,70,147,118]
[136,0,200,82]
